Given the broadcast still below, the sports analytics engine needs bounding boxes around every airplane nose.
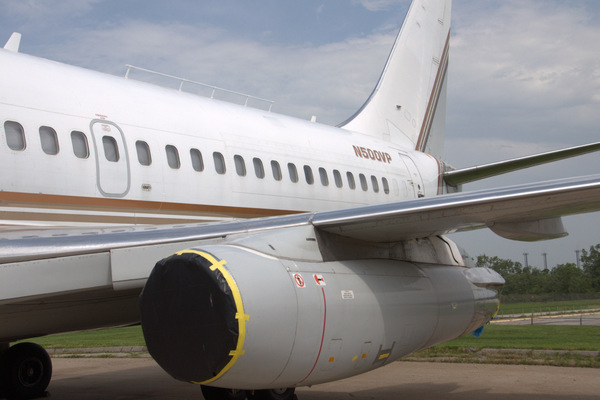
[139,251,240,383]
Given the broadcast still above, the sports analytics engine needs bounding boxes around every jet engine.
[139,242,502,390]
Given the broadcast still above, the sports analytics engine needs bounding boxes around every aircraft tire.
[248,388,296,400]
[200,385,247,400]
[0,342,52,400]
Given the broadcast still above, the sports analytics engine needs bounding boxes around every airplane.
[1,0,599,399]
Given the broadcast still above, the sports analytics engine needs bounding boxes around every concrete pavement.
[48,358,600,400]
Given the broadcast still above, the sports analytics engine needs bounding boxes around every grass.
[22,323,600,352]
[407,325,600,368]
[407,348,600,368]
[19,325,146,349]
[497,299,600,317]
[19,316,600,367]
[434,325,600,351]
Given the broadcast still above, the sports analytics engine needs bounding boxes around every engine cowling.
[139,244,501,389]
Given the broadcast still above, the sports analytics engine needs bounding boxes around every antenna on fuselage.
[3,32,21,53]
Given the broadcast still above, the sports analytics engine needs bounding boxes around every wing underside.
[313,174,600,242]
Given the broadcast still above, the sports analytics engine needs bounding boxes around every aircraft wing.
[314,174,600,242]
[2,174,599,264]
[2,174,599,279]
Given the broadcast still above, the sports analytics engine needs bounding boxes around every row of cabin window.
[4,121,90,158]
[3,120,179,165]
[139,142,391,194]
[3,120,390,194]
[145,141,391,194]
[236,154,391,194]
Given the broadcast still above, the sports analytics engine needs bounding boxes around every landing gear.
[200,386,296,400]
[0,342,52,400]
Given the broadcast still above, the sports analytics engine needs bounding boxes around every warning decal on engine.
[293,273,305,288]
[313,274,326,286]
[341,290,355,300]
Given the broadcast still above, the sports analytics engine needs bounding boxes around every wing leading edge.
[313,174,600,242]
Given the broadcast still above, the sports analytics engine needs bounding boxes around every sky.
[1,0,599,268]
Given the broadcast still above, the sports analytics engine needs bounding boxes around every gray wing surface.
[313,174,600,242]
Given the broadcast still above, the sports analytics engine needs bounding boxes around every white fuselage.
[0,49,441,227]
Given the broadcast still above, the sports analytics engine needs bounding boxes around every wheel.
[200,385,247,400]
[0,342,52,400]
[248,388,296,400]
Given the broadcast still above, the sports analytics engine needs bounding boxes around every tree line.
[476,244,600,302]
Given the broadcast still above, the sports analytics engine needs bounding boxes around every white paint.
[0,47,441,226]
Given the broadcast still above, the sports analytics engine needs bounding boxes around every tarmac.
[48,357,600,400]
[38,313,600,399]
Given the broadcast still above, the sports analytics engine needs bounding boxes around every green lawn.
[411,325,600,368]
[21,323,600,352]
[437,325,600,351]
[19,325,146,349]
[497,299,600,317]
[19,323,600,367]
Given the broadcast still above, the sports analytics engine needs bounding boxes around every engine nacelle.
[139,244,501,389]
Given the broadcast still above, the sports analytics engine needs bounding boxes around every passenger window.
[39,126,59,155]
[190,148,204,171]
[271,160,282,181]
[359,174,368,191]
[102,136,119,162]
[166,145,180,169]
[304,165,314,185]
[213,152,226,174]
[136,140,152,166]
[288,163,298,183]
[346,172,356,190]
[234,155,246,176]
[253,158,265,179]
[4,121,26,151]
[371,176,379,193]
[333,170,343,188]
[382,177,390,194]
[319,168,329,186]
[71,131,89,159]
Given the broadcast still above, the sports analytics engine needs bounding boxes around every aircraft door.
[398,153,424,198]
[90,120,131,197]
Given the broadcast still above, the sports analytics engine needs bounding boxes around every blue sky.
[1,0,599,267]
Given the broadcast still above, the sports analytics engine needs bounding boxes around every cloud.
[0,0,103,29]
[31,18,396,125]
[18,0,596,146]
[353,0,410,12]
[8,0,597,144]
[448,0,600,146]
